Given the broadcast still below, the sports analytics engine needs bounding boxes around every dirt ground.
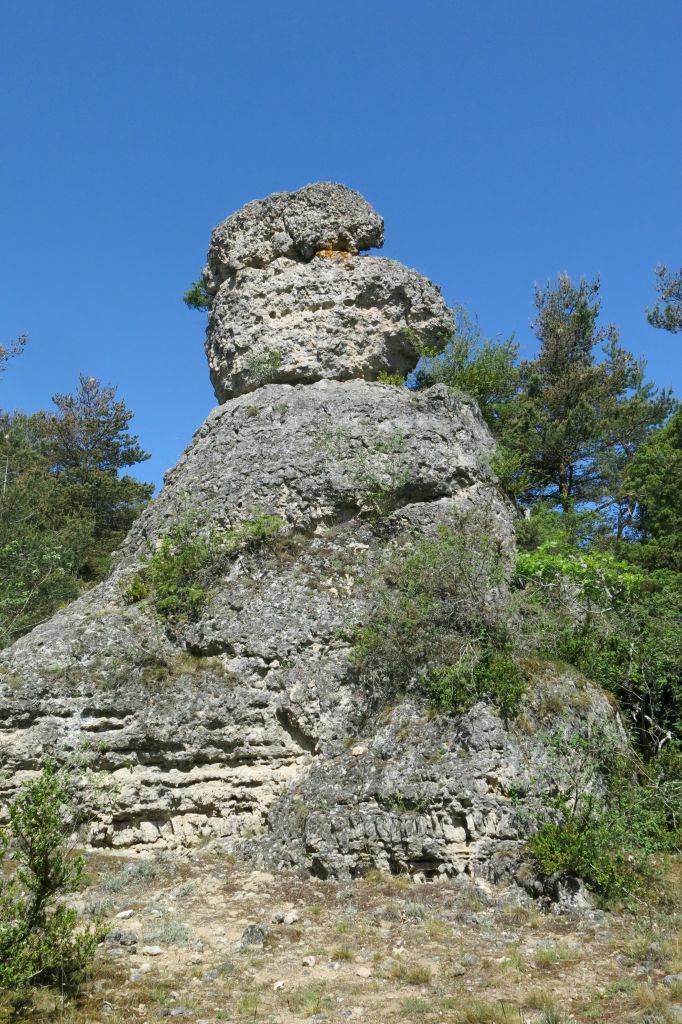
[11,848,682,1024]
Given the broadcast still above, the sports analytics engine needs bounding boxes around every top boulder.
[204,182,384,290]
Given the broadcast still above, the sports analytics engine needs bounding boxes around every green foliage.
[529,742,680,905]
[625,407,682,569]
[352,432,412,524]
[427,653,526,719]
[402,323,453,362]
[182,277,212,311]
[0,419,92,646]
[0,373,153,648]
[530,809,643,905]
[247,348,283,386]
[415,305,520,431]
[353,518,524,715]
[407,278,682,774]
[471,653,526,716]
[510,481,681,901]
[48,373,150,480]
[647,265,682,333]
[515,517,682,754]
[128,510,285,625]
[0,762,105,997]
[376,370,406,386]
[127,528,215,623]
[506,275,673,514]
[418,284,674,543]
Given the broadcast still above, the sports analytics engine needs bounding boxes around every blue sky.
[1,0,680,488]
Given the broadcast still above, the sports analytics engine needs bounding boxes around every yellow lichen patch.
[315,248,352,260]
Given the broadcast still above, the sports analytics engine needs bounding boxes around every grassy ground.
[3,850,681,1024]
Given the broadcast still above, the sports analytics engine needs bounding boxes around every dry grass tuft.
[391,961,433,985]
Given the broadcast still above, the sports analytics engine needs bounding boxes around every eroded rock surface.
[206,256,452,402]
[0,380,616,879]
[0,184,623,883]
[204,182,384,285]
[202,183,451,402]
[118,380,510,560]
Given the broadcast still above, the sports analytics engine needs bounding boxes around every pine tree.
[44,375,154,574]
[0,374,153,646]
[509,275,673,516]
[647,265,682,333]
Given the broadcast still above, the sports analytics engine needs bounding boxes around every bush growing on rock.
[430,651,527,718]
[514,517,682,756]
[521,724,681,906]
[127,509,285,625]
[182,277,212,311]
[353,518,523,715]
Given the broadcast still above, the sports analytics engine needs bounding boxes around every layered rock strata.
[0,184,620,882]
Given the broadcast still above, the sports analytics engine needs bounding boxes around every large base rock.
[0,381,619,880]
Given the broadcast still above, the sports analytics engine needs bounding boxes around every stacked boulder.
[203,182,452,401]
[0,184,619,882]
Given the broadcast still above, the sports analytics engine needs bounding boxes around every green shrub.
[182,277,212,311]
[127,510,285,625]
[0,762,106,998]
[376,370,405,386]
[352,432,411,524]
[528,744,680,906]
[413,303,520,432]
[529,807,634,903]
[128,530,215,623]
[515,532,682,755]
[247,349,282,385]
[353,518,522,715]
[428,653,526,718]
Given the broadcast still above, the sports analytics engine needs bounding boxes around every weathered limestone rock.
[253,686,618,881]
[202,183,451,402]
[204,182,384,285]
[118,380,511,559]
[0,183,625,883]
[206,256,452,403]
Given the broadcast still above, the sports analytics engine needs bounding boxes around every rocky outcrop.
[118,379,510,558]
[206,257,452,403]
[204,182,384,284]
[1,381,515,861]
[203,182,452,402]
[0,184,623,882]
[256,682,617,882]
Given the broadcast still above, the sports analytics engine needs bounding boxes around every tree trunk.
[558,459,570,512]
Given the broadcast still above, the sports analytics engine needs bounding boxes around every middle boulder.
[204,183,453,403]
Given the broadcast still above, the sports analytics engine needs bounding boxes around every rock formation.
[203,182,452,402]
[0,183,620,882]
